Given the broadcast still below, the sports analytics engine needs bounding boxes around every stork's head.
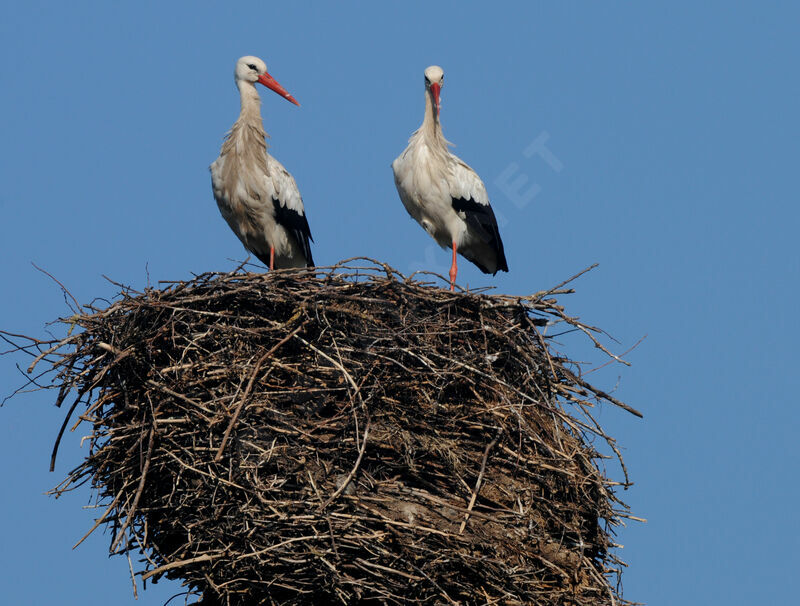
[234,55,300,106]
[424,65,444,116]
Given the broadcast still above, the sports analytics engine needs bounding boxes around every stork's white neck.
[225,79,269,154]
[420,90,447,149]
[237,80,263,118]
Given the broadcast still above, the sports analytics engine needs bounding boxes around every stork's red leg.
[449,241,458,291]
[269,246,275,271]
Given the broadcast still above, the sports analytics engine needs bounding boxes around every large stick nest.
[4,259,641,605]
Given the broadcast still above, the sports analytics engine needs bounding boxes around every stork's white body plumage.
[210,56,313,269]
[392,66,507,290]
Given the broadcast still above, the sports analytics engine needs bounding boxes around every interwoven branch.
[2,258,641,606]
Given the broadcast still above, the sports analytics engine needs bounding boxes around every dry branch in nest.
[3,258,642,605]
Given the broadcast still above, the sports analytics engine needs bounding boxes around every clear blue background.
[1,2,797,604]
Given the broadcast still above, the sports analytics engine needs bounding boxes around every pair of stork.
[211,56,508,291]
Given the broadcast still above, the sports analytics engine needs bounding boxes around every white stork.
[210,56,314,269]
[392,65,508,291]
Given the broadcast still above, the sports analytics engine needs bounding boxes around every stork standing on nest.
[392,65,508,291]
[211,56,314,269]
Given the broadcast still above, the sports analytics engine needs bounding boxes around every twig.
[72,489,125,549]
[319,420,371,511]
[459,427,503,534]
[532,263,599,300]
[50,389,87,471]
[214,321,306,462]
[32,262,81,313]
[111,425,155,551]
[26,334,80,374]
[141,554,218,581]
[127,551,139,599]
[583,333,647,376]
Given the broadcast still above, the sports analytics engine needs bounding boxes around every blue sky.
[1,2,798,604]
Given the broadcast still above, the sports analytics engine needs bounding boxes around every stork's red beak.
[430,82,441,114]
[257,72,300,106]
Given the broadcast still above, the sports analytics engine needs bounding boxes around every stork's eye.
[247,63,258,71]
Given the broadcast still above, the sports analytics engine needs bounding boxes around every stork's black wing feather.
[272,197,315,267]
[451,197,508,273]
